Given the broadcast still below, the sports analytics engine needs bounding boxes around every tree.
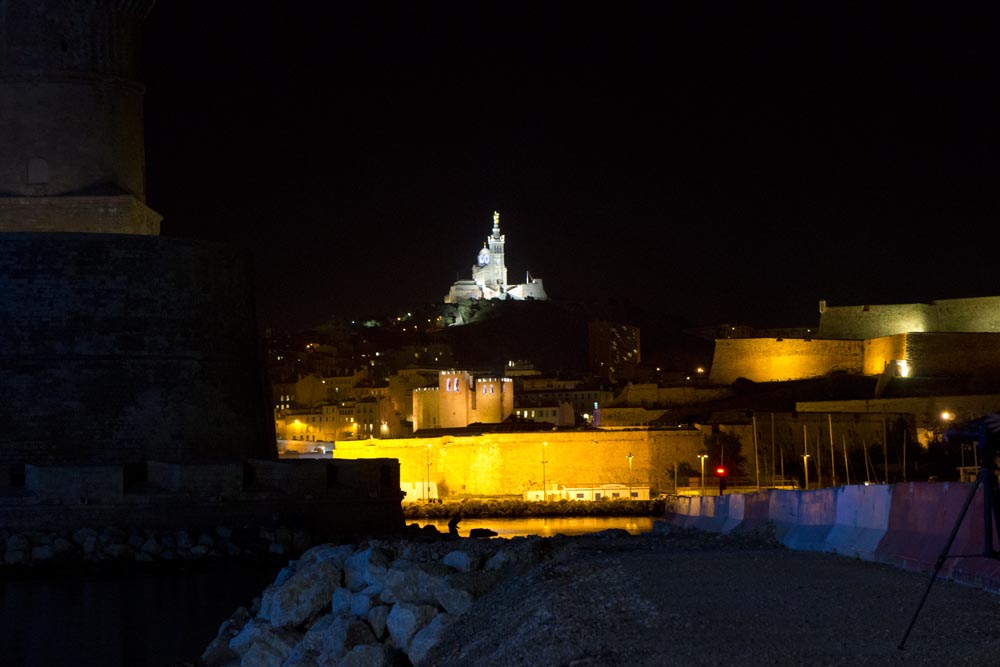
[703,431,746,477]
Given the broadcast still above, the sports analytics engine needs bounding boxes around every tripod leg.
[898,473,982,650]
[988,469,1000,557]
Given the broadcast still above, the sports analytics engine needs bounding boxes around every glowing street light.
[542,441,548,502]
[802,453,811,490]
[697,453,708,497]
[626,451,634,499]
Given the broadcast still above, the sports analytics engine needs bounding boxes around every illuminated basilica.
[444,211,548,303]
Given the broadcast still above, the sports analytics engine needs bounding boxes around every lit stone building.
[412,370,514,431]
[444,211,548,303]
[709,296,1000,385]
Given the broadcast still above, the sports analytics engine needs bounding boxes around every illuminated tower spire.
[471,211,506,292]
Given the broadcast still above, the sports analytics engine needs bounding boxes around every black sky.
[142,2,999,332]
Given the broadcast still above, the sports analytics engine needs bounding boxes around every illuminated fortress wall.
[930,297,1000,332]
[817,296,1000,340]
[709,338,864,384]
[333,429,705,498]
[712,332,1000,385]
[816,302,935,340]
[896,333,1000,378]
[712,294,1000,384]
[861,335,908,375]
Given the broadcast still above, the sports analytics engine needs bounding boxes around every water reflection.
[421,516,654,538]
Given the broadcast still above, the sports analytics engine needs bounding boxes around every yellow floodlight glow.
[896,360,910,377]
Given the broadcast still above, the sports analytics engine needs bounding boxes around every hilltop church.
[444,211,548,303]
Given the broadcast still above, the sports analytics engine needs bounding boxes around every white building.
[444,211,548,303]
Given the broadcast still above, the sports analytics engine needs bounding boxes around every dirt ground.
[422,526,1000,666]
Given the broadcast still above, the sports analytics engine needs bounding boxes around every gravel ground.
[422,526,1000,666]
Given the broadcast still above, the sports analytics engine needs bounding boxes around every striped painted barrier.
[663,482,1000,594]
[875,481,1000,592]
[823,484,891,561]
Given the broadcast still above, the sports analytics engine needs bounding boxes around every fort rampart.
[709,338,863,384]
[817,296,1000,340]
[330,430,705,499]
[711,332,1000,384]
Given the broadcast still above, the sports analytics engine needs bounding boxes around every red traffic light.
[715,466,728,477]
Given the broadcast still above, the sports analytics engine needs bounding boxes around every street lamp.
[542,441,548,502]
[626,452,634,499]
[802,453,810,490]
[425,443,432,502]
[697,453,708,497]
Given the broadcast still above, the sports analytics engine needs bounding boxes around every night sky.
[142,3,998,332]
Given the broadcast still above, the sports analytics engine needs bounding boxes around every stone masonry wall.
[0,234,275,476]
[333,430,705,498]
[709,338,864,384]
[817,296,1000,340]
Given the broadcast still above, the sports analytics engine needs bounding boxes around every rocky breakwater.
[1,525,313,571]
[200,529,552,667]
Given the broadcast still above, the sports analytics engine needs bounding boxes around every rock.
[344,544,394,591]
[350,583,385,616]
[338,643,396,667]
[331,586,352,615]
[385,602,439,652]
[258,559,343,628]
[201,606,252,667]
[381,559,453,605]
[367,604,391,640]
[4,549,28,565]
[409,612,457,666]
[469,528,498,538]
[441,549,478,572]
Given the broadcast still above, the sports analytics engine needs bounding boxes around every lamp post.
[542,441,548,502]
[425,443,432,502]
[802,453,810,490]
[626,451,633,499]
[697,453,708,497]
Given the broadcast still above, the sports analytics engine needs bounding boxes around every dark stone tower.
[0,0,276,485]
[0,0,160,233]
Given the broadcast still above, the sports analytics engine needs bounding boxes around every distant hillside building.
[444,211,548,303]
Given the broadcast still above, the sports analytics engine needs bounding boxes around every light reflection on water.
[419,515,654,538]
